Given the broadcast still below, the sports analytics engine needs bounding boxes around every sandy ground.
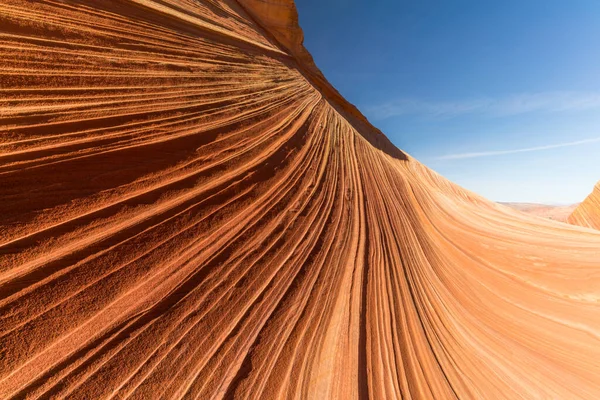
[1,1,600,399]
[500,202,579,223]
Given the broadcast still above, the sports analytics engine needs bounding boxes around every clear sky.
[295,0,600,204]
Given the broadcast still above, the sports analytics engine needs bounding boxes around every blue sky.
[295,0,600,204]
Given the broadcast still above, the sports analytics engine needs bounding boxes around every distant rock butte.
[500,202,579,223]
[569,182,600,230]
[1,1,600,399]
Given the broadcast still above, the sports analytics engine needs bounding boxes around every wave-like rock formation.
[2,1,600,398]
[569,182,600,230]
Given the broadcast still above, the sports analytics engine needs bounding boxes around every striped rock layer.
[569,182,600,230]
[1,1,600,399]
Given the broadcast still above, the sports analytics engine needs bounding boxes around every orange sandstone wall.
[1,1,600,399]
[569,182,600,230]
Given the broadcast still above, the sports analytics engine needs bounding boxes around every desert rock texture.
[1,1,600,399]
[569,182,600,230]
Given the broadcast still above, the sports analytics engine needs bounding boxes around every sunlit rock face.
[1,1,600,399]
[569,182,600,230]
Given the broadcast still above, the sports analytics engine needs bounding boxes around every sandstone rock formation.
[500,202,579,222]
[1,1,600,399]
[569,182,600,230]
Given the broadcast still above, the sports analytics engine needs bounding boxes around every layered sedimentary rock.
[569,182,600,230]
[1,1,600,399]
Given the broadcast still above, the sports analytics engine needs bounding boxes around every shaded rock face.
[237,0,401,157]
[1,1,600,399]
[569,182,600,230]
[237,0,307,59]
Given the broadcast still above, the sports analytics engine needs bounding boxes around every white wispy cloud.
[437,137,600,160]
[369,91,600,120]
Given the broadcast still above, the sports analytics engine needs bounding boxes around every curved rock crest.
[1,1,600,399]
[569,182,600,230]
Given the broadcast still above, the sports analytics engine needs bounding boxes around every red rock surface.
[569,182,600,230]
[1,1,600,398]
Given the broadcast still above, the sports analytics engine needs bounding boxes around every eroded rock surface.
[569,182,600,230]
[1,1,600,398]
